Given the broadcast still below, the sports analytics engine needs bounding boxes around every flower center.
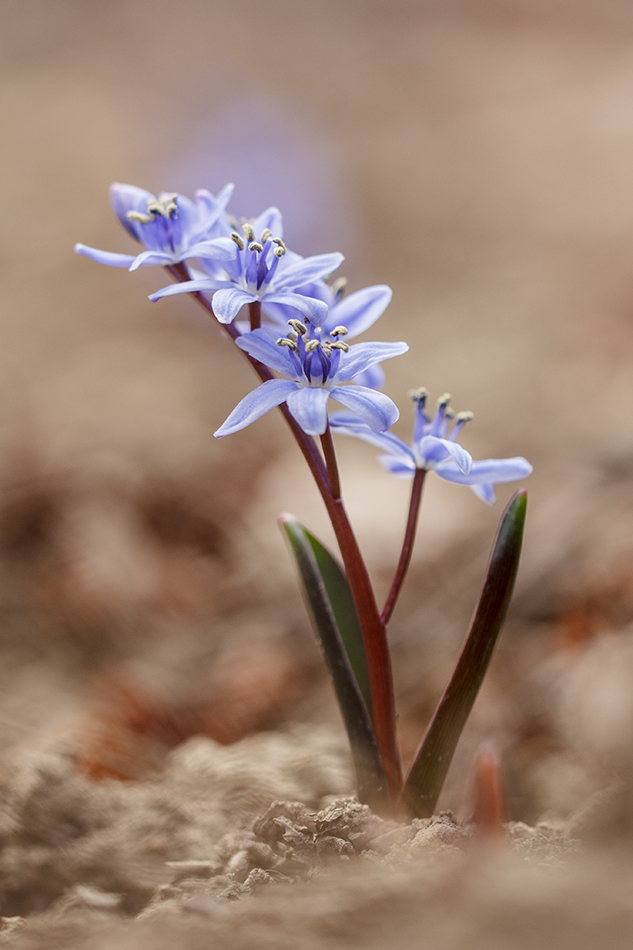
[230,223,287,293]
[276,320,349,385]
[126,194,178,225]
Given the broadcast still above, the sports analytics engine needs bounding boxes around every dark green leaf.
[280,514,386,806]
[401,489,527,818]
[303,527,372,719]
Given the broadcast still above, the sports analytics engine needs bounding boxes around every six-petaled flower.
[330,389,532,504]
[74,183,236,271]
[214,322,408,438]
[149,207,344,326]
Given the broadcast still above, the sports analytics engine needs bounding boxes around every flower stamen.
[409,387,429,404]
[127,211,151,224]
[277,337,299,352]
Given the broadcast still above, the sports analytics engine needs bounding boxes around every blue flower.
[330,389,532,504]
[262,280,393,389]
[214,322,408,438]
[149,207,344,326]
[75,183,236,270]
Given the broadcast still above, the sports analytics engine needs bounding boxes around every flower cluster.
[75,181,531,502]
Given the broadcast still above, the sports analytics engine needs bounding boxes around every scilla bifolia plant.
[76,183,532,817]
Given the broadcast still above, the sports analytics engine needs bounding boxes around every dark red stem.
[381,468,426,625]
[249,300,261,331]
[320,424,341,500]
[164,262,402,797]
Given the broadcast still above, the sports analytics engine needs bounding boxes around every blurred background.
[3,0,633,824]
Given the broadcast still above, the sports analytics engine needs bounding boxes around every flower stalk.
[381,468,426,625]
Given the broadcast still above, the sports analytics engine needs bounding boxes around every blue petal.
[149,278,231,302]
[263,293,327,324]
[129,249,176,270]
[417,436,472,473]
[330,413,413,457]
[214,379,298,437]
[169,193,200,244]
[329,386,399,432]
[109,183,154,239]
[434,456,532,485]
[286,387,331,435]
[324,285,392,339]
[254,207,284,239]
[236,329,301,377]
[470,483,497,505]
[212,287,258,323]
[195,183,234,225]
[74,244,137,268]
[334,341,409,383]
[351,363,385,390]
[183,238,236,261]
[274,253,345,294]
[378,454,417,478]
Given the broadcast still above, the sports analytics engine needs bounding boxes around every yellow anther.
[276,338,298,351]
[455,411,474,423]
[231,232,245,250]
[330,341,349,352]
[273,237,287,251]
[445,408,456,420]
[305,339,319,352]
[330,276,348,296]
[274,246,285,258]
[330,326,348,337]
[242,223,255,242]
[248,241,263,253]
[260,228,272,244]
[437,392,452,407]
[288,319,307,335]
[127,210,151,224]
[408,387,429,402]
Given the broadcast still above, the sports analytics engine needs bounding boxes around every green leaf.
[303,527,372,719]
[401,489,527,819]
[280,514,386,806]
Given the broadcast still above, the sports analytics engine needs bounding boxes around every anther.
[455,411,474,423]
[231,232,245,250]
[276,338,298,352]
[330,326,348,337]
[242,223,255,242]
[330,276,348,297]
[305,340,320,352]
[330,341,349,352]
[260,228,272,244]
[273,237,287,251]
[288,319,307,336]
[408,387,429,403]
[248,241,264,253]
[445,408,456,420]
[127,211,151,224]
[437,393,452,407]
[274,246,286,258]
